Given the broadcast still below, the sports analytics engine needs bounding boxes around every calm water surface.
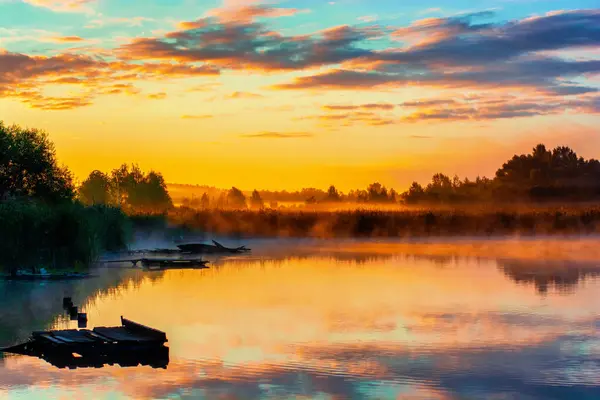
[1,238,600,399]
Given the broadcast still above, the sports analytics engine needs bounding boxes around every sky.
[1,0,599,191]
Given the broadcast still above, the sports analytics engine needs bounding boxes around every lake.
[1,237,600,399]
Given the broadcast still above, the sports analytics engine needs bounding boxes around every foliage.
[227,187,247,209]
[78,170,111,205]
[250,190,264,209]
[78,164,173,214]
[200,193,210,209]
[0,121,74,203]
[326,185,341,202]
[0,122,133,272]
[216,192,227,209]
[0,201,130,272]
[401,144,600,204]
[167,206,600,238]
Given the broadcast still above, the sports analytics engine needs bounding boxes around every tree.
[401,182,425,203]
[109,164,131,207]
[137,171,172,213]
[326,185,341,202]
[92,164,173,213]
[388,189,398,203]
[216,192,227,209]
[200,193,210,209]
[0,122,74,203]
[227,187,247,209]
[250,190,264,209]
[78,170,111,205]
[367,182,389,203]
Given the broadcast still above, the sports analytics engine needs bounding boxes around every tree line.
[0,122,131,272]
[78,165,172,213]
[178,183,401,209]
[4,118,600,211]
[188,144,600,208]
[179,144,600,209]
[402,144,600,204]
[0,121,173,214]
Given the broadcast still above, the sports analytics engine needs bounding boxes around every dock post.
[63,297,73,309]
[78,313,88,328]
[69,306,78,320]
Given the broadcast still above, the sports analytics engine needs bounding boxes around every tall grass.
[0,201,131,272]
[167,206,600,238]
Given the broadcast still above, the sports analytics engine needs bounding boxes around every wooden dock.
[1,317,169,369]
[141,258,210,270]
[104,258,209,270]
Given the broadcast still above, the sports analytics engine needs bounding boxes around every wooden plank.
[39,334,67,345]
[93,327,158,343]
[87,331,116,343]
[53,330,98,344]
[122,318,167,341]
[52,335,76,343]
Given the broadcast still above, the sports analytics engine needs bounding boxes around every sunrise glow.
[1,0,599,190]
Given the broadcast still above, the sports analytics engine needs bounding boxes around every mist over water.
[2,238,600,399]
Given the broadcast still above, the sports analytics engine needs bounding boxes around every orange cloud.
[23,0,95,12]
[0,49,219,109]
[400,94,600,122]
[323,103,395,111]
[48,35,86,42]
[147,92,167,100]
[206,4,309,23]
[225,91,264,99]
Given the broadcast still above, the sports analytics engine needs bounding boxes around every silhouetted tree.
[367,182,390,202]
[200,193,210,209]
[250,190,264,209]
[81,164,173,213]
[388,189,398,203]
[134,171,172,213]
[401,144,600,204]
[326,185,341,202]
[401,182,425,203]
[216,192,227,209]
[0,122,74,203]
[78,170,111,205]
[227,187,247,209]
[109,164,130,207]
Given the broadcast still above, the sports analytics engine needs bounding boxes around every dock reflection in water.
[1,240,600,399]
[6,343,169,370]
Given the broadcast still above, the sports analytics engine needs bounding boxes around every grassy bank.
[0,202,131,273]
[167,206,600,238]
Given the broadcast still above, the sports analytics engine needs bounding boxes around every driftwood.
[177,240,251,254]
[124,241,251,256]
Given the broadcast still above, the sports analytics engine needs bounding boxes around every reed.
[166,206,600,238]
[0,201,131,272]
